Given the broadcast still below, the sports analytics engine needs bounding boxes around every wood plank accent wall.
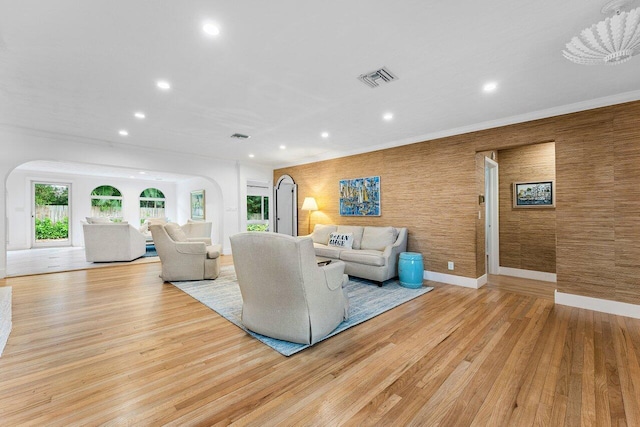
[498,142,556,273]
[277,141,479,278]
[613,107,640,304]
[275,100,640,305]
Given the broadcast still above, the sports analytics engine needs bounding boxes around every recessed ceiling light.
[383,112,394,121]
[202,21,220,37]
[139,171,146,175]
[129,176,135,179]
[134,112,146,119]
[248,154,255,158]
[483,81,498,93]
[279,145,286,150]
[119,130,129,136]
[321,132,329,138]
[156,80,171,90]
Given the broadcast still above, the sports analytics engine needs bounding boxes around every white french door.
[32,181,72,248]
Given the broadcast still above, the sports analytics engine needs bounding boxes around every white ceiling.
[15,160,194,183]
[2,0,640,169]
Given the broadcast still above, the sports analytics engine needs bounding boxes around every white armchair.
[140,218,212,244]
[181,219,213,242]
[82,222,147,262]
[230,232,349,345]
[149,223,221,281]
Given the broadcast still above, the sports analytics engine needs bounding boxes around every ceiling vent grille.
[357,66,398,88]
[230,133,251,139]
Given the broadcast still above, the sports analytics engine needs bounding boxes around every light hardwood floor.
[1,259,639,426]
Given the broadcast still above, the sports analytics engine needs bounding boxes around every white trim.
[423,270,484,289]
[0,268,5,279]
[477,274,488,288]
[499,266,557,283]
[555,290,640,319]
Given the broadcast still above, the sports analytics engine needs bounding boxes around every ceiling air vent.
[357,66,398,88]
[230,133,251,140]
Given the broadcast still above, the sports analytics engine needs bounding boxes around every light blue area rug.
[144,244,157,257]
[171,266,433,356]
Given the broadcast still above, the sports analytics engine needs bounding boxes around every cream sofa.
[82,222,147,262]
[230,232,349,345]
[305,224,408,285]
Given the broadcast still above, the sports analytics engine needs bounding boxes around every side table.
[398,252,424,288]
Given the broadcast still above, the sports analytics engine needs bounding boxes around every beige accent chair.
[82,222,147,262]
[150,223,221,281]
[230,232,350,345]
[181,219,213,241]
[140,218,212,243]
[139,217,168,242]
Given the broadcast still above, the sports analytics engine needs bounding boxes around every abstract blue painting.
[339,176,380,216]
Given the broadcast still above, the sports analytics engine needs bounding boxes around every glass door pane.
[33,182,71,247]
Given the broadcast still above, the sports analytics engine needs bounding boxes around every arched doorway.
[4,160,226,276]
[274,175,297,236]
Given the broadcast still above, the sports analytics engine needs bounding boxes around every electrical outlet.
[448,261,454,270]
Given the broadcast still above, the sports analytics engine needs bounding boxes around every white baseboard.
[477,274,487,288]
[423,269,640,319]
[423,270,484,289]
[555,290,640,319]
[499,267,557,283]
[0,268,5,279]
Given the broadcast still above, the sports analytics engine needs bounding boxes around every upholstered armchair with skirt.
[149,223,221,281]
[230,232,350,345]
[181,219,213,242]
[140,218,212,243]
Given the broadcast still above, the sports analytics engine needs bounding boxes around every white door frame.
[485,158,499,275]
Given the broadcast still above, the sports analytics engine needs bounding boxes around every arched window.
[140,188,165,223]
[90,185,122,219]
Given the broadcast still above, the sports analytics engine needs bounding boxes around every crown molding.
[275,90,640,169]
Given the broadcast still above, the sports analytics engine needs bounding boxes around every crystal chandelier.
[563,0,640,65]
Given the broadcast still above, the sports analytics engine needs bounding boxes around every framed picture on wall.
[513,181,555,208]
[190,189,205,220]
[339,176,381,216]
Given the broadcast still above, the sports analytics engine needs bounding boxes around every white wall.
[0,126,273,278]
[176,177,223,245]
[6,169,177,250]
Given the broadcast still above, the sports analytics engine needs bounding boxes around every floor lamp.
[301,197,318,234]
